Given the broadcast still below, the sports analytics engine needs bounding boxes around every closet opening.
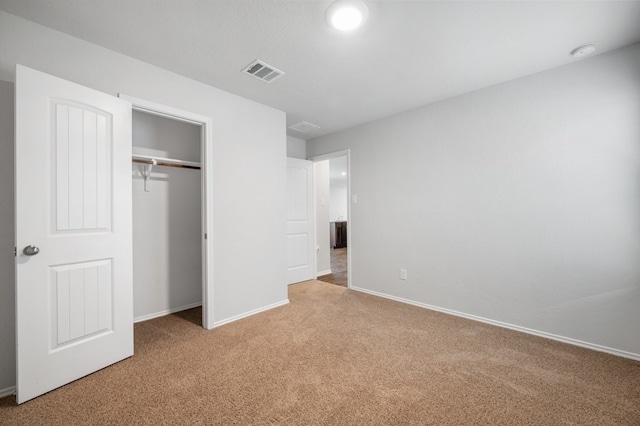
[132,110,203,326]
[121,94,214,330]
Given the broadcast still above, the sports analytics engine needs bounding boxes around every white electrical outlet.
[400,269,407,280]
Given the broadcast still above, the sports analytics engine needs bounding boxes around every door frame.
[309,149,352,289]
[119,94,214,329]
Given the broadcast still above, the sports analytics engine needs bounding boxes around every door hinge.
[14,247,17,257]
[204,233,207,240]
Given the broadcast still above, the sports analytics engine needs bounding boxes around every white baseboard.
[316,269,332,277]
[0,386,15,398]
[351,286,640,361]
[134,302,203,323]
[213,299,289,328]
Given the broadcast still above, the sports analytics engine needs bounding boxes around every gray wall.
[308,43,640,358]
[329,157,348,222]
[132,111,202,320]
[286,136,307,159]
[0,10,287,393]
[0,80,15,394]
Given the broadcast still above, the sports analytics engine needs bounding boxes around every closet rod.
[132,154,201,170]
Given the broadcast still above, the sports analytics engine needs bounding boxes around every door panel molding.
[15,65,133,404]
[286,157,315,284]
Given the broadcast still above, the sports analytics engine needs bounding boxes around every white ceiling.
[1,1,639,140]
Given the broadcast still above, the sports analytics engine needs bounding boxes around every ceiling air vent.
[242,60,285,83]
[288,121,320,133]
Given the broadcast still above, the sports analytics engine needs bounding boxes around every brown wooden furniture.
[331,221,347,249]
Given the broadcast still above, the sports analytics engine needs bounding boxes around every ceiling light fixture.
[571,43,597,58]
[326,0,368,31]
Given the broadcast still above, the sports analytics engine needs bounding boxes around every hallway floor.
[317,247,347,287]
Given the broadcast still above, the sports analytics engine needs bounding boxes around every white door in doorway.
[15,65,133,403]
[286,158,315,284]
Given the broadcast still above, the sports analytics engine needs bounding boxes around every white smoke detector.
[571,43,597,58]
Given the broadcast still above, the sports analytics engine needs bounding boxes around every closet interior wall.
[132,110,202,322]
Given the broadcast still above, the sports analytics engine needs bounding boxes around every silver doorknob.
[23,245,40,256]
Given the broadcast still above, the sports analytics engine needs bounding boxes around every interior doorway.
[310,150,351,288]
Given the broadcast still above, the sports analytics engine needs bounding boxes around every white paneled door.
[286,158,315,284]
[15,65,133,403]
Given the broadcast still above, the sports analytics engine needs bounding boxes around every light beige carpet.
[1,280,639,425]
